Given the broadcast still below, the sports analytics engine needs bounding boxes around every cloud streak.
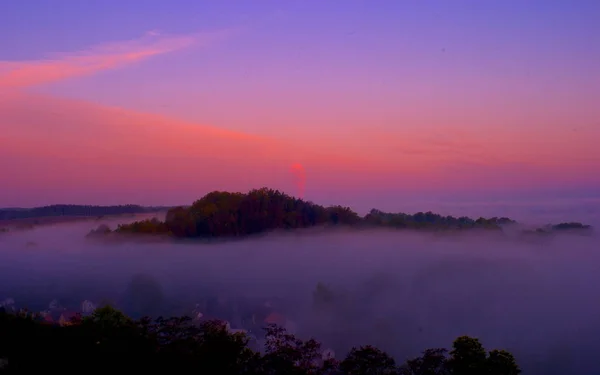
[0,91,395,207]
[0,29,235,89]
[1,89,598,207]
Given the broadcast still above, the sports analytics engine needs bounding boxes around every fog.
[1,212,599,374]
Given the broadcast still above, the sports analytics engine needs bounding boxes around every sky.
[1,0,599,212]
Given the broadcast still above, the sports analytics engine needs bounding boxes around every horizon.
[2,186,600,227]
[2,1,600,211]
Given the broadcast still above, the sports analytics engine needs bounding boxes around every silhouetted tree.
[0,306,523,375]
[447,336,488,375]
[399,348,449,375]
[340,345,397,375]
[486,349,521,375]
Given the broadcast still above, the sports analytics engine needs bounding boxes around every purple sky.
[1,1,599,210]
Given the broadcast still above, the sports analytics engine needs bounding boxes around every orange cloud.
[0,29,235,89]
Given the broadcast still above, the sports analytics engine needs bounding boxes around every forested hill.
[108,187,526,239]
[0,204,169,221]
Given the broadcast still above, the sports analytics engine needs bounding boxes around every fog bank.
[0,215,599,374]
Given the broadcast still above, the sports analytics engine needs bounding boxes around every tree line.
[0,204,166,221]
[0,305,520,374]
[112,188,515,239]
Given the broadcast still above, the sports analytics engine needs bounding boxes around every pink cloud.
[0,29,235,89]
[0,92,400,206]
[1,91,598,206]
[355,121,600,172]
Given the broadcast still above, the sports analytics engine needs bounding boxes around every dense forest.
[111,188,511,238]
[0,305,520,374]
[0,204,167,221]
[106,188,591,240]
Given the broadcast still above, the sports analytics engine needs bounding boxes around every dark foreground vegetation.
[0,305,520,374]
[94,188,590,240]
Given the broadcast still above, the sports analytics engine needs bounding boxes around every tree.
[0,303,524,374]
[447,336,487,375]
[399,348,449,375]
[261,324,329,375]
[85,304,132,329]
[197,320,258,374]
[486,349,521,375]
[340,345,397,375]
[115,187,530,240]
[165,206,197,237]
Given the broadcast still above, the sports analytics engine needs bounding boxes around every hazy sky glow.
[1,0,599,208]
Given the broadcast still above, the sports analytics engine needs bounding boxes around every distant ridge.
[0,204,171,221]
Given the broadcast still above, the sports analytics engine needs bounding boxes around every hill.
[89,187,591,240]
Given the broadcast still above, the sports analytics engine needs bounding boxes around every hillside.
[99,187,564,240]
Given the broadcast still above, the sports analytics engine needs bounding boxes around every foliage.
[399,348,449,375]
[85,224,111,238]
[340,345,397,375]
[521,221,594,238]
[364,210,512,231]
[447,336,488,375]
[114,188,524,239]
[552,222,591,230]
[486,350,521,375]
[0,306,521,375]
[116,218,171,235]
